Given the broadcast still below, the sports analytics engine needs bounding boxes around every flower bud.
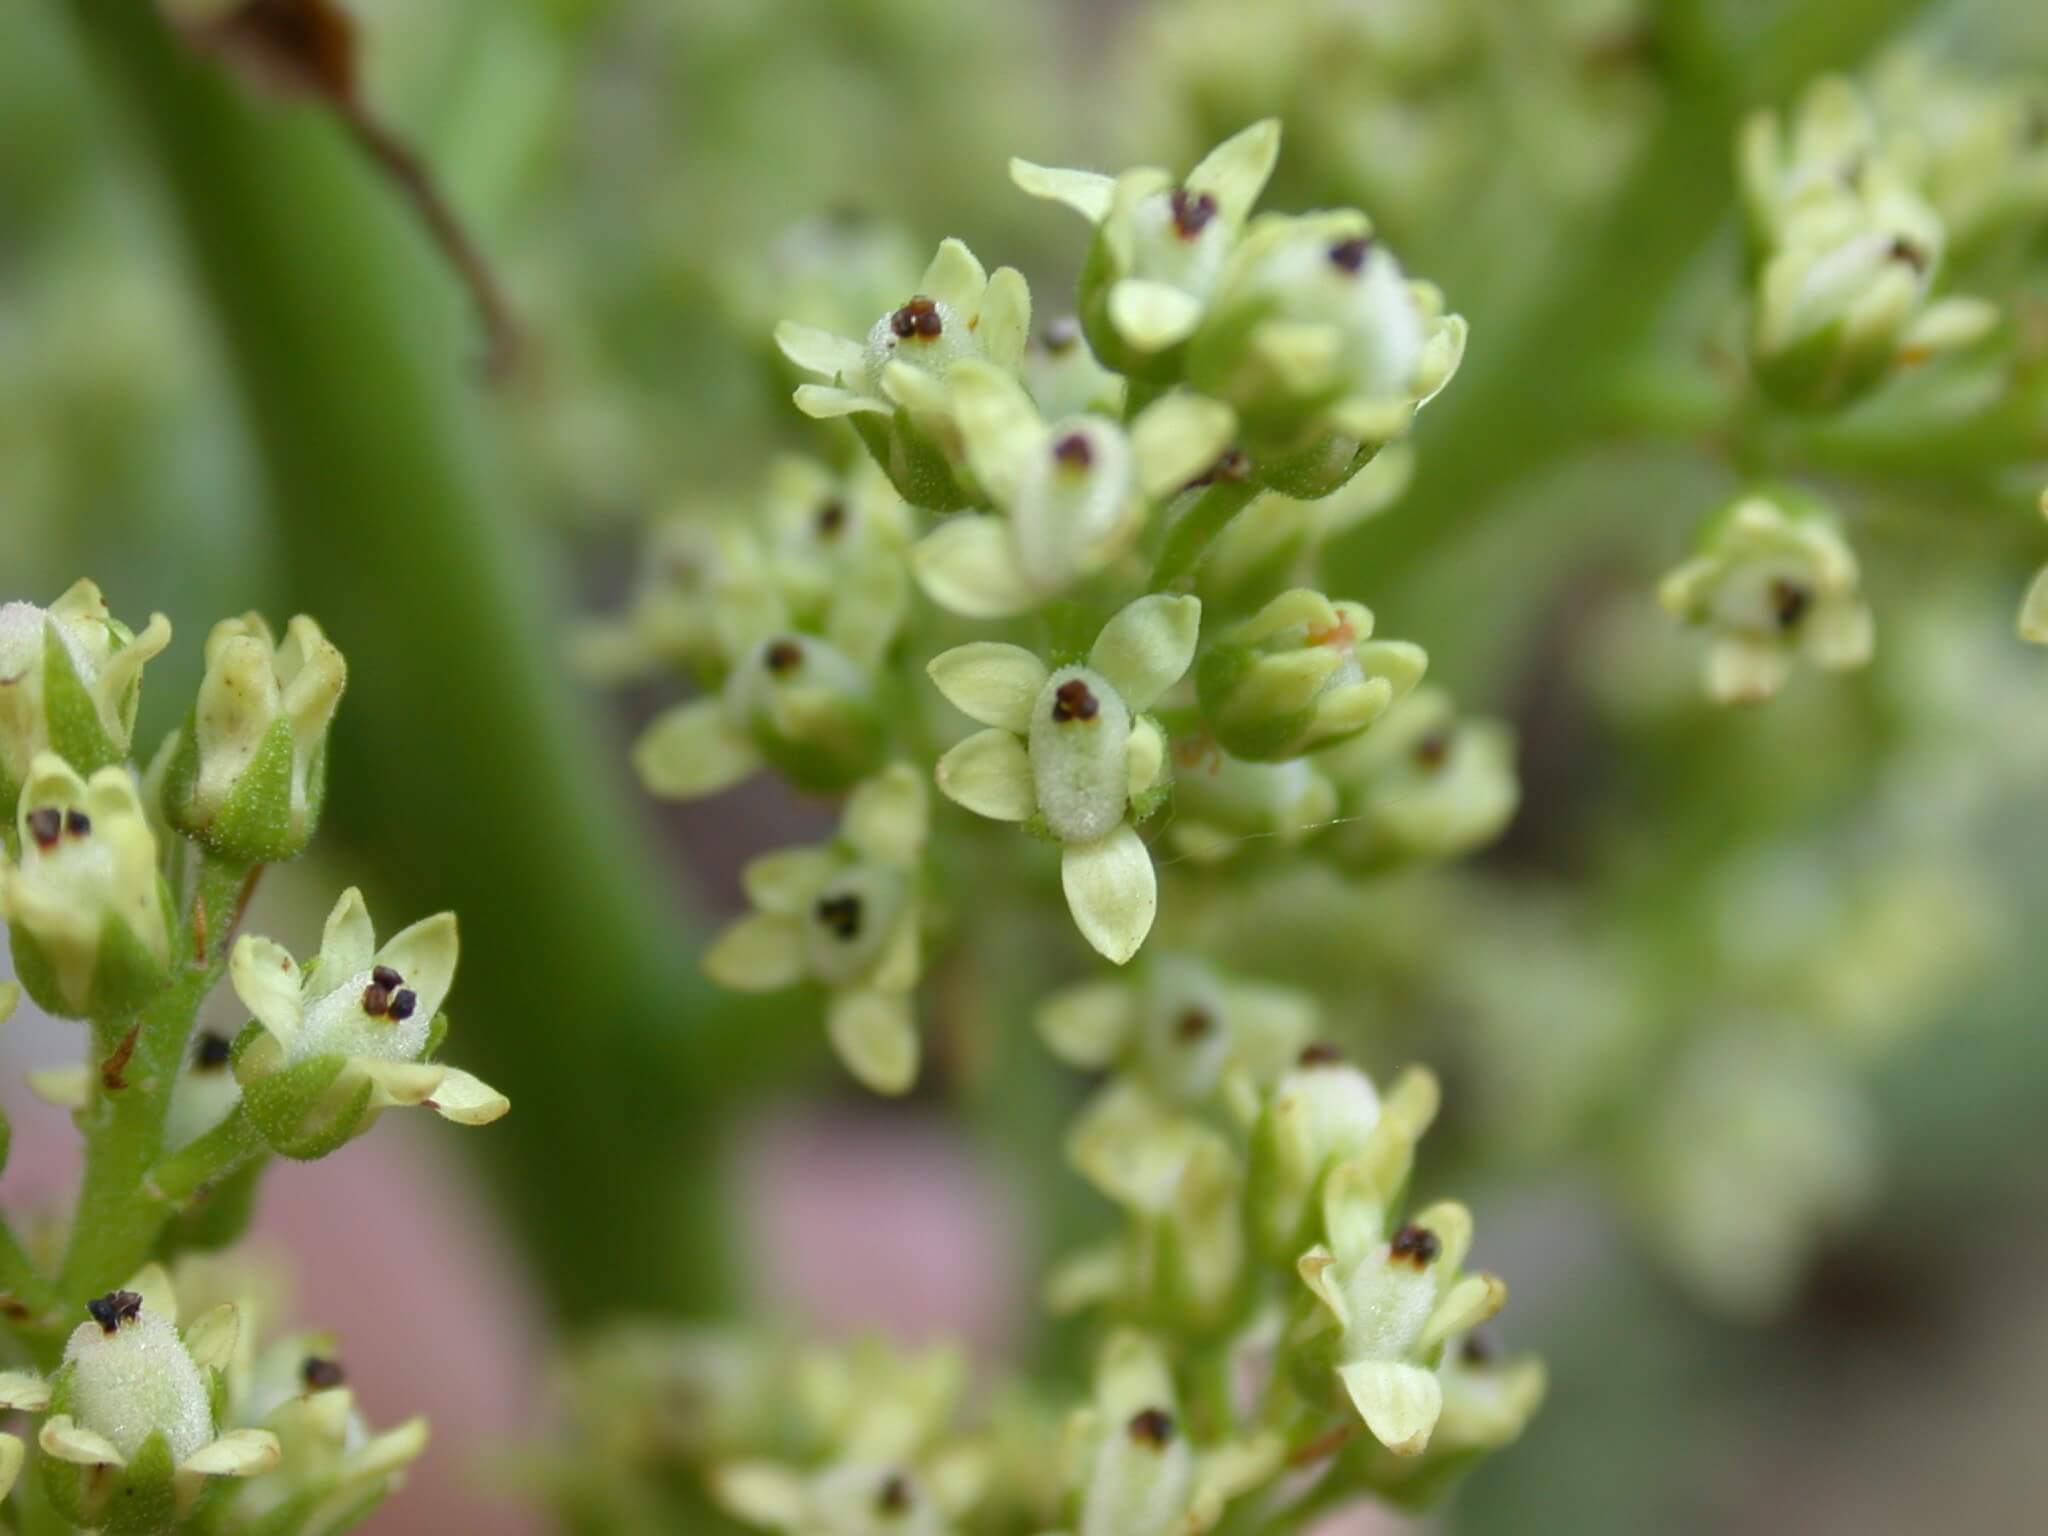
[777,239,1032,511]
[1659,489,1874,703]
[1,756,170,1020]
[1197,446,1414,615]
[1185,213,1465,487]
[1318,689,1519,868]
[0,580,170,819]
[1196,588,1426,760]
[158,614,346,863]
[1074,1334,1196,1536]
[1869,52,2048,260]
[1168,753,1339,865]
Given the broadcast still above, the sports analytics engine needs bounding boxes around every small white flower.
[930,595,1200,964]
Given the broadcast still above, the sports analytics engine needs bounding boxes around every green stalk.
[55,855,248,1309]
[1335,0,1933,611]
[59,1,747,1318]
[1151,481,1261,592]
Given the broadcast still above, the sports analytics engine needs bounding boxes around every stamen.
[1052,432,1094,470]
[889,296,944,340]
[362,983,393,1017]
[875,1473,911,1515]
[1390,1223,1442,1267]
[372,965,403,990]
[387,989,419,1022]
[194,1031,233,1071]
[86,1290,143,1334]
[1328,235,1375,273]
[25,807,61,850]
[64,809,91,838]
[1169,187,1218,239]
[765,639,805,675]
[1298,1041,1344,1067]
[1051,679,1100,723]
[1175,1007,1214,1043]
[302,1356,347,1390]
[1412,732,1451,771]
[1769,579,1812,631]
[815,893,863,941]
[816,499,848,538]
[1042,317,1081,353]
[1127,1406,1176,1447]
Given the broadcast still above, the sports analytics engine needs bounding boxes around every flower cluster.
[0,578,503,1533]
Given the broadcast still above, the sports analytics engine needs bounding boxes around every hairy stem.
[1152,481,1261,592]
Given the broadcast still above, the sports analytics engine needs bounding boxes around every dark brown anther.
[1175,1007,1214,1043]
[889,296,944,340]
[1051,679,1100,724]
[1886,237,1928,274]
[1042,317,1081,353]
[815,893,863,941]
[387,989,419,1022]
[1328,235,1375,273]
[875,1473,912,1515]
[1390,1223,1442,1267]
[64,809,91,838]
[86,1290,143,1334]
[1052,432,1094,470]
[361,983,392,1017]
[1769,579,1812,631]
[1412,731,1451,771]
[1298,1041,1344,1067]
[765,639,805,675]
[1127,1406,1176,1447]
[25,807,62,850]
[816,499,848,538]
[195,1031,234,1071]
[1169,186,1218,239]
[302,1356,347,1390]
[1461,1333,1496,1366]
[1184,447,1250,491]
[372,964,403,990]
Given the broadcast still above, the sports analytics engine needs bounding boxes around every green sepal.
[40,618,122,776]
[238,1047,372,1162]
[245,1483,390,1536]
[206,1364,229,1429]
[201,716,310,862]
[422,1011,449,1062]
[157,722,203,839]
[8,925,66,1022]
[749,706,886,796]
[1753,314,1885,414]
[1194,644,1314,763]
[851,409,974,514]
[0,758,18,832]
[9,890,175,1023]
[1251,435,1373,501]
[41,1416,181,1535]
[1353,1443,1492,1512]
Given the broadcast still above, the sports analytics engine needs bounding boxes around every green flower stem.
[147,1102,263,1207]
[1150,481,1260,592]
[1335,0,1932,608]
[60,0,751,1319]
[54,854,250,1312]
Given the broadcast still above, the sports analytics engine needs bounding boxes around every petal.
[1296,1246,1350,1334]
[1419,1271,1508,1355]
[1108,278,1204,353]
[1126,718,1166,799]
[315,887,377,983]
[1805,600,1874,670]
[1035,979,1137,1068]
[347,1416,429,1482]
[26,1066,89,1110]
[794,383,890,419]
[353,1059,446,1109]
[842,762,929,866]
[1090,594,1202,712]
[741,846,840,915]
[1338,1360,1443,1456]
[1061,824,1157,966]
[920,237,988,314]
[2020,564,2048,646]
[0,1372,51,1412]
[712,1461,809,1526]
[1409,1199,1475,1274]
[949,359,1045,506]
[1898,295,1998,357]
[633,698,762,798]
[826,988,919,1095]
[773,320,866,381]
[182,1302,240,1370]
[934,729,1037,822]
[910,520,1040,619]
[422,1067,511,1126]
[40,1415,124,1468]
[1706,636,1791,704]
[0,1433,20,1502]
[1253,319,1343,393]
[1185,118,1281,226]
[927,642,1050,733]
[703,912,807,991]
[180,1428,282,1478]
[1131,392,1237,500]
[1008,158,1116,222]
[230,935,304,1052]
[979,267,1034,371]
[376,911,459,1023]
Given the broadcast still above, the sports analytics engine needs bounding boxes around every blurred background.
[5,0,2047,1530]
